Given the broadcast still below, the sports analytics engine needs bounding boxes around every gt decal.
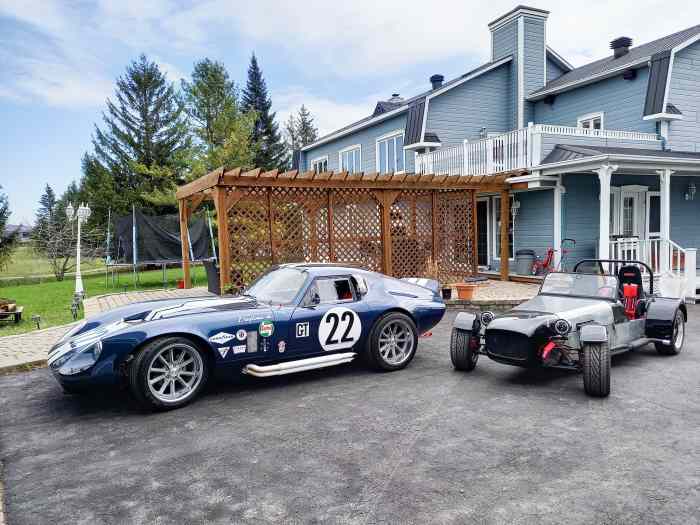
[296,322,309,338]
[209,332,236,345]
[259,320,274,338]
[236,329,247,341]
[218,347,230,358]
[318,307,361,351]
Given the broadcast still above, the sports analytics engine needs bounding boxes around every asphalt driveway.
[1,308,699,524]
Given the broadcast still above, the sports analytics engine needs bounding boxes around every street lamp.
[66,202,91,298]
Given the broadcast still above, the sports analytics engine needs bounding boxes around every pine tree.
[36,184,57,227]
[283,113,300,151]
[0,185,17,270]
[296,105,318,147]
[241,53,287,170]
[92,54,189,201]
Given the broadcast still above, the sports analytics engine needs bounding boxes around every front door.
[477,199,489,267]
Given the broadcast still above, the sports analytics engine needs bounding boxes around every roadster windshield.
[540,272,619,299]
[246,267,307,304]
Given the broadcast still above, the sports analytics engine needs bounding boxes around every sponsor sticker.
[236,329,247,341]
[258,320,274,338]
[209,332,236,345]
[296,322,309,338]
[218,347,230,358]
[247,331,258,353]
[278,341,286,353]
[318,307,362,352]
[232,345,247,354]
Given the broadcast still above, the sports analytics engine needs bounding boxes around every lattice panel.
[226,187,272,290]
[435,190,476,281]
[331,189,382,272]
[391,191,434,278]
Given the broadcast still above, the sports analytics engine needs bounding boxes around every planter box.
[453,283,477,300]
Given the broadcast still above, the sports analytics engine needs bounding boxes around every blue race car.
[48,264,445,410]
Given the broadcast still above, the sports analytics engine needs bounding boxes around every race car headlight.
[553,319,571,335]
[58,341,103,376]
[50,320,126,374]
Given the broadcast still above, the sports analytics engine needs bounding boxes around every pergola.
[176,166,517,293]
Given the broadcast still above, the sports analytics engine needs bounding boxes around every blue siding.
[561,174,599,262]
[301,113,413,173]
[546,55,567,82]
[533,67,657,134]
[523,16,546,124]
[668,41,700,152]
[425,63,512,146]
[491,19,518,130]
[670,176,700,255]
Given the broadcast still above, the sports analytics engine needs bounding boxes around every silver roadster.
[450,260,687,397]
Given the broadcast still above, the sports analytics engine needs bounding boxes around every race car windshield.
[540,272,619,299]
[246,268,307,304]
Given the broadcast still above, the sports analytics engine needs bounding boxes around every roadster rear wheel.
[450,328,479,371]
[582,342,610,398]
[129,336,209,411]
[655,310,685,355]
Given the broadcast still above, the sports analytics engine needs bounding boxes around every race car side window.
[305,277,356,305]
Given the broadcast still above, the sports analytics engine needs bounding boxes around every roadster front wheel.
[655,310,685,356]
[582,342,610,398]
[129,336,209,411]
[450,328,479,371]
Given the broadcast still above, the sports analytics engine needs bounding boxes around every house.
[297,5,700,300]
[4,224,32,243]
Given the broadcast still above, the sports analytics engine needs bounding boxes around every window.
[493,195,514,260]
[311,156,328,174]
[306,277,355,304]
[246,267,307,304]
[577,112,604,130]
[339,145,362,173]
[376,131,405,173]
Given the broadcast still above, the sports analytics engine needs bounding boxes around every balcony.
[415,124,661,177]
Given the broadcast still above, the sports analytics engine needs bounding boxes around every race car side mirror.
[305,292,321,308]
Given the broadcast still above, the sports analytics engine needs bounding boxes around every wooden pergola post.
[178,199,192,289]
[214,186,231,293]
[500,188,510,281]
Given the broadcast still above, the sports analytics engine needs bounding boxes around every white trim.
[577,111,605,130]
[645,191,661,239]
[662,32,700,114]
[338,144,361,173]
[642,112,684,121]
[507,174,561,184]
[488,6,549,32]
[420,56,513,143]
[492,195,515,262]
[539,153,700,176]
[543,22,548,84]
[546,46,574,71]
[404,141,441,151]
[517,16,525,128]
[553,179,563,267]
[301,105,408,151]
[310,155,328,174]
[375,130,405,173]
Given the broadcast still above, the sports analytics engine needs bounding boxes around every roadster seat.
[618,265,646,319]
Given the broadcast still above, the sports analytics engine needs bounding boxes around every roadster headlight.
[480,311,495,326]
[553,319,571,335]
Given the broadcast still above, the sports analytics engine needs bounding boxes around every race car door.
[288,275,367,356]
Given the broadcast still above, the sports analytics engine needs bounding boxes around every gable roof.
[529,24,700,100]
[301,56,513,151]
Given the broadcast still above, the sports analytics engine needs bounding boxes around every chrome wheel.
[674,314,685,350]
[378,319,415,366]
[147,343,204,404]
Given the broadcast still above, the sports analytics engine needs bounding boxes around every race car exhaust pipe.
[243,353,357,378]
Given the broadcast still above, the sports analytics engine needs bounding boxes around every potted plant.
[453,282,477,300]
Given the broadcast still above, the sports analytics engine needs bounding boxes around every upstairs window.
[311,156,328,174]
[376,131,405,173]
[577,112,604,130]
[339,145,362,173]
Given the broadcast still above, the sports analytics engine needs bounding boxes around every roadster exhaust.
[243,353,357,378]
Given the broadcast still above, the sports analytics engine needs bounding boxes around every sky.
[1,0,699,224]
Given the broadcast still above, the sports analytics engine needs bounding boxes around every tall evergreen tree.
[241,54,287,170]
[296,105,318,147]
[283,113,300,151]
[35,183,57,228]
[92,54,189,204]
[0,185,17,270]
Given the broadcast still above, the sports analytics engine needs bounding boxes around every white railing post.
[685,248,697,300]
[530,123,542,167]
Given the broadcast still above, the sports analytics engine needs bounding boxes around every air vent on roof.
[430,74,444,90]
[388,93,403,103]
[610,37,633,58]
[622,68,637,81]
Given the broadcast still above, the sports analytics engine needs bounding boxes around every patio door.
[610,186,647,239]
[477,199,489,267]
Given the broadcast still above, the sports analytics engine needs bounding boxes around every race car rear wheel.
[582,342,610,398]
[450,328,479,371]
[655,310,685,356]
[129,336,209,411]
[366,312,417,371]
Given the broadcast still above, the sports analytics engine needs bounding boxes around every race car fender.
[453,312,481,333]
[645,298,687,341]
[579,324,608,344]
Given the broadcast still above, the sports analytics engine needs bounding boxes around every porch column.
[553,177,564,268]
[657,168,673,272]
[595,163,618,260]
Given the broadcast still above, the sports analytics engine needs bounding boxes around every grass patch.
[1,245,105,279]
[0,265,207,336]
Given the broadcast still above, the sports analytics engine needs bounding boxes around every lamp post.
[66,202,91,298]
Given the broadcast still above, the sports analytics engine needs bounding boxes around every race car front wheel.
[129,336,209,411]
[450,328,479,371]
[366,312,417,371]
[582,342,610,398]
[655,310,685,356]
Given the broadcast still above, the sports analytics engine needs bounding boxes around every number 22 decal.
[318,307,361,351]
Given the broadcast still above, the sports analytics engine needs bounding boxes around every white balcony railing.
[415,124,660,177]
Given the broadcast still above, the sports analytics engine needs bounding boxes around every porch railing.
[415,124,660,177]
[608,238,697,299]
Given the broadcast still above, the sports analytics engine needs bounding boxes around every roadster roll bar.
[572,259,654,295]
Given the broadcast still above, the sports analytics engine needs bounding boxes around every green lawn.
[0,265,207,336]
[1,245,105,279]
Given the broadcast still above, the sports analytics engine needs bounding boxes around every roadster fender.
[580,324,608,344]
[453,312,481,332]
[645,298,686,341]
